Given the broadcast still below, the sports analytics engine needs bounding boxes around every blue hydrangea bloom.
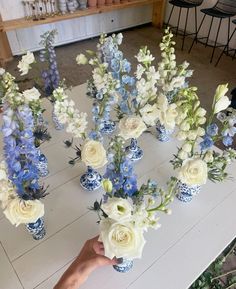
[206,123,219,136]
[223,136,233,147]
[200,136,214,151]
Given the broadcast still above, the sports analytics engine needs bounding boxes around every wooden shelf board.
[1,0,159,32]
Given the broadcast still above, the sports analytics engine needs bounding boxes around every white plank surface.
[0,83,236,289]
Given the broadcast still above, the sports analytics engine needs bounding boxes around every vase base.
[113,259,133,273]
[80,170,102,191]
[176,193,193,203]
[26,217,46,240]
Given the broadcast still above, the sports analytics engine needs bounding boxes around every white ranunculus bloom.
[119,116,146,140]
[101,198,132,222]
[99,219,146,259]
[17,51,35,75]
[81,140,107,169]
[76,54,88,65]
[178,158,208,186]
[22,87,41,102]
[4,199,44,226]
[140,104,159,126]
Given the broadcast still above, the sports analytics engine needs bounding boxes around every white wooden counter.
[0,83,236,289]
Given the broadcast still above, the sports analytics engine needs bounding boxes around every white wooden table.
[0,84,236,289]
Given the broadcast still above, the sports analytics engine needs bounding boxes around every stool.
[166,0,204,50]
[189,0,236,63]
[215,19,236,66]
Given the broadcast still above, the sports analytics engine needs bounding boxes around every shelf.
[1,0,159,32]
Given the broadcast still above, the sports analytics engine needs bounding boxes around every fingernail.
[116,258,123,264]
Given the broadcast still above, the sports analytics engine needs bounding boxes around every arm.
[54,236,118,289]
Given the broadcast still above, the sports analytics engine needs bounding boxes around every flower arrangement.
[0,70,47,232]
[90,136,175,266]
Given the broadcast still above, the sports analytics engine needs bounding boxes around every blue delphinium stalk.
[2,104,41,199]
[39,30,60,98]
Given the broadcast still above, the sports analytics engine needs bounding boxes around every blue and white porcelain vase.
[52,106,64,130]
[156,121,173,142]
[80,166,102,191]
[176,181,201,203]
[99,119,116,135]
[36,149,49,177]
[126,138,143,161]
[113,259,133,273]
[26,217,46,240]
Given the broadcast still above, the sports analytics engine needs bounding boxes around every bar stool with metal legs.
[189,0,236,63]
[166,0,204,50]
[215,19,236,66]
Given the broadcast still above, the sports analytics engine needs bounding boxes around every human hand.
[54,236,118,289]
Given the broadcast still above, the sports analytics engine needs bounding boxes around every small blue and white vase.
[113,259,133,273]
[52,106,64,130]
[80,166,102,191]
[36,149,49,177]
[126,138,143,161]
[176,181,201,203]
[26,217,46,240]
[156,121,173,142]
[100,119,116,135]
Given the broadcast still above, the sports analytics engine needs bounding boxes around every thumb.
[95,255,118,266]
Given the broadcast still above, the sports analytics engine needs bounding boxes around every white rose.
[4,198,44,226]
[178,158,208,185]
[99,219,146,259]
[101,198,132,222]
[140,104,159,126]
[119,116,146,140]
[76,54,88,65]
[81,140,107,169]
[22,87,41,102]
[17,51,35,75]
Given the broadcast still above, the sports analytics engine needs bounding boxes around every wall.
[164,0,236,49]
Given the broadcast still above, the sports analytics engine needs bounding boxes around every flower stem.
[212,269,236,281]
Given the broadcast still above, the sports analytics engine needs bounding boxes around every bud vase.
[126,138,143,161]
[113,259,133,273]
[52,106,64,130]
[156,121,173,142]
[80,166,102,191]
[176,181,201,203]
[36,149,49,177]
[100,119,116,135]
[26,217,46,240]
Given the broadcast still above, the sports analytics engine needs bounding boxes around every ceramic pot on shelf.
[80,166,102,191]
[26,217,46,240]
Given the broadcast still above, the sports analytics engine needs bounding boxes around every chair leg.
[232,49,236,60]
[205,16,213,47]
[210,18,222,63]
[194,7,198,43]
[176,7,182,36]
[215,27,236,66]
[227,18,230,55]
[166,5,175,27]
[189,14,206,53]
[181,8,189,50]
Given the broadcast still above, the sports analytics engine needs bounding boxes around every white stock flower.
[176,131,187,141]
[187,130,198,141]
[178,150,188,160]
[135,64,145,80]
[99,219,146,259]
[178,158,208,186]
[182,143,192,153]
[4,199,44,226]
[76,54,88,65]
[196,107,206,117]
[17,51,35,75]
[22,87,41,102]
[81,140,107,169]
[119,116,146,140]
[101,198,132,222]
[116,33,123,45]
[140,104,159,126]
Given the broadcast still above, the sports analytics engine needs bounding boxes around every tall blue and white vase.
[80,166,102,191]
[26,217,46,240]
[156,121,173,142]
[99,119,116,135]
[126,138,143,161]
[36,149,49,177]
[176,181,201,203]
[113,259,133,273]
[52,106,64,130]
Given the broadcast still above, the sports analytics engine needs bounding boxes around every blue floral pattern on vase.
[100,119,116,135]
[113,259,133,273]
[176,181,201,203]
[26,217,46,240]
[126,138,143,161]
[52,107,64,130]
[80,166,102,191]
[36,149,49,177]
[156,121,173,142]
